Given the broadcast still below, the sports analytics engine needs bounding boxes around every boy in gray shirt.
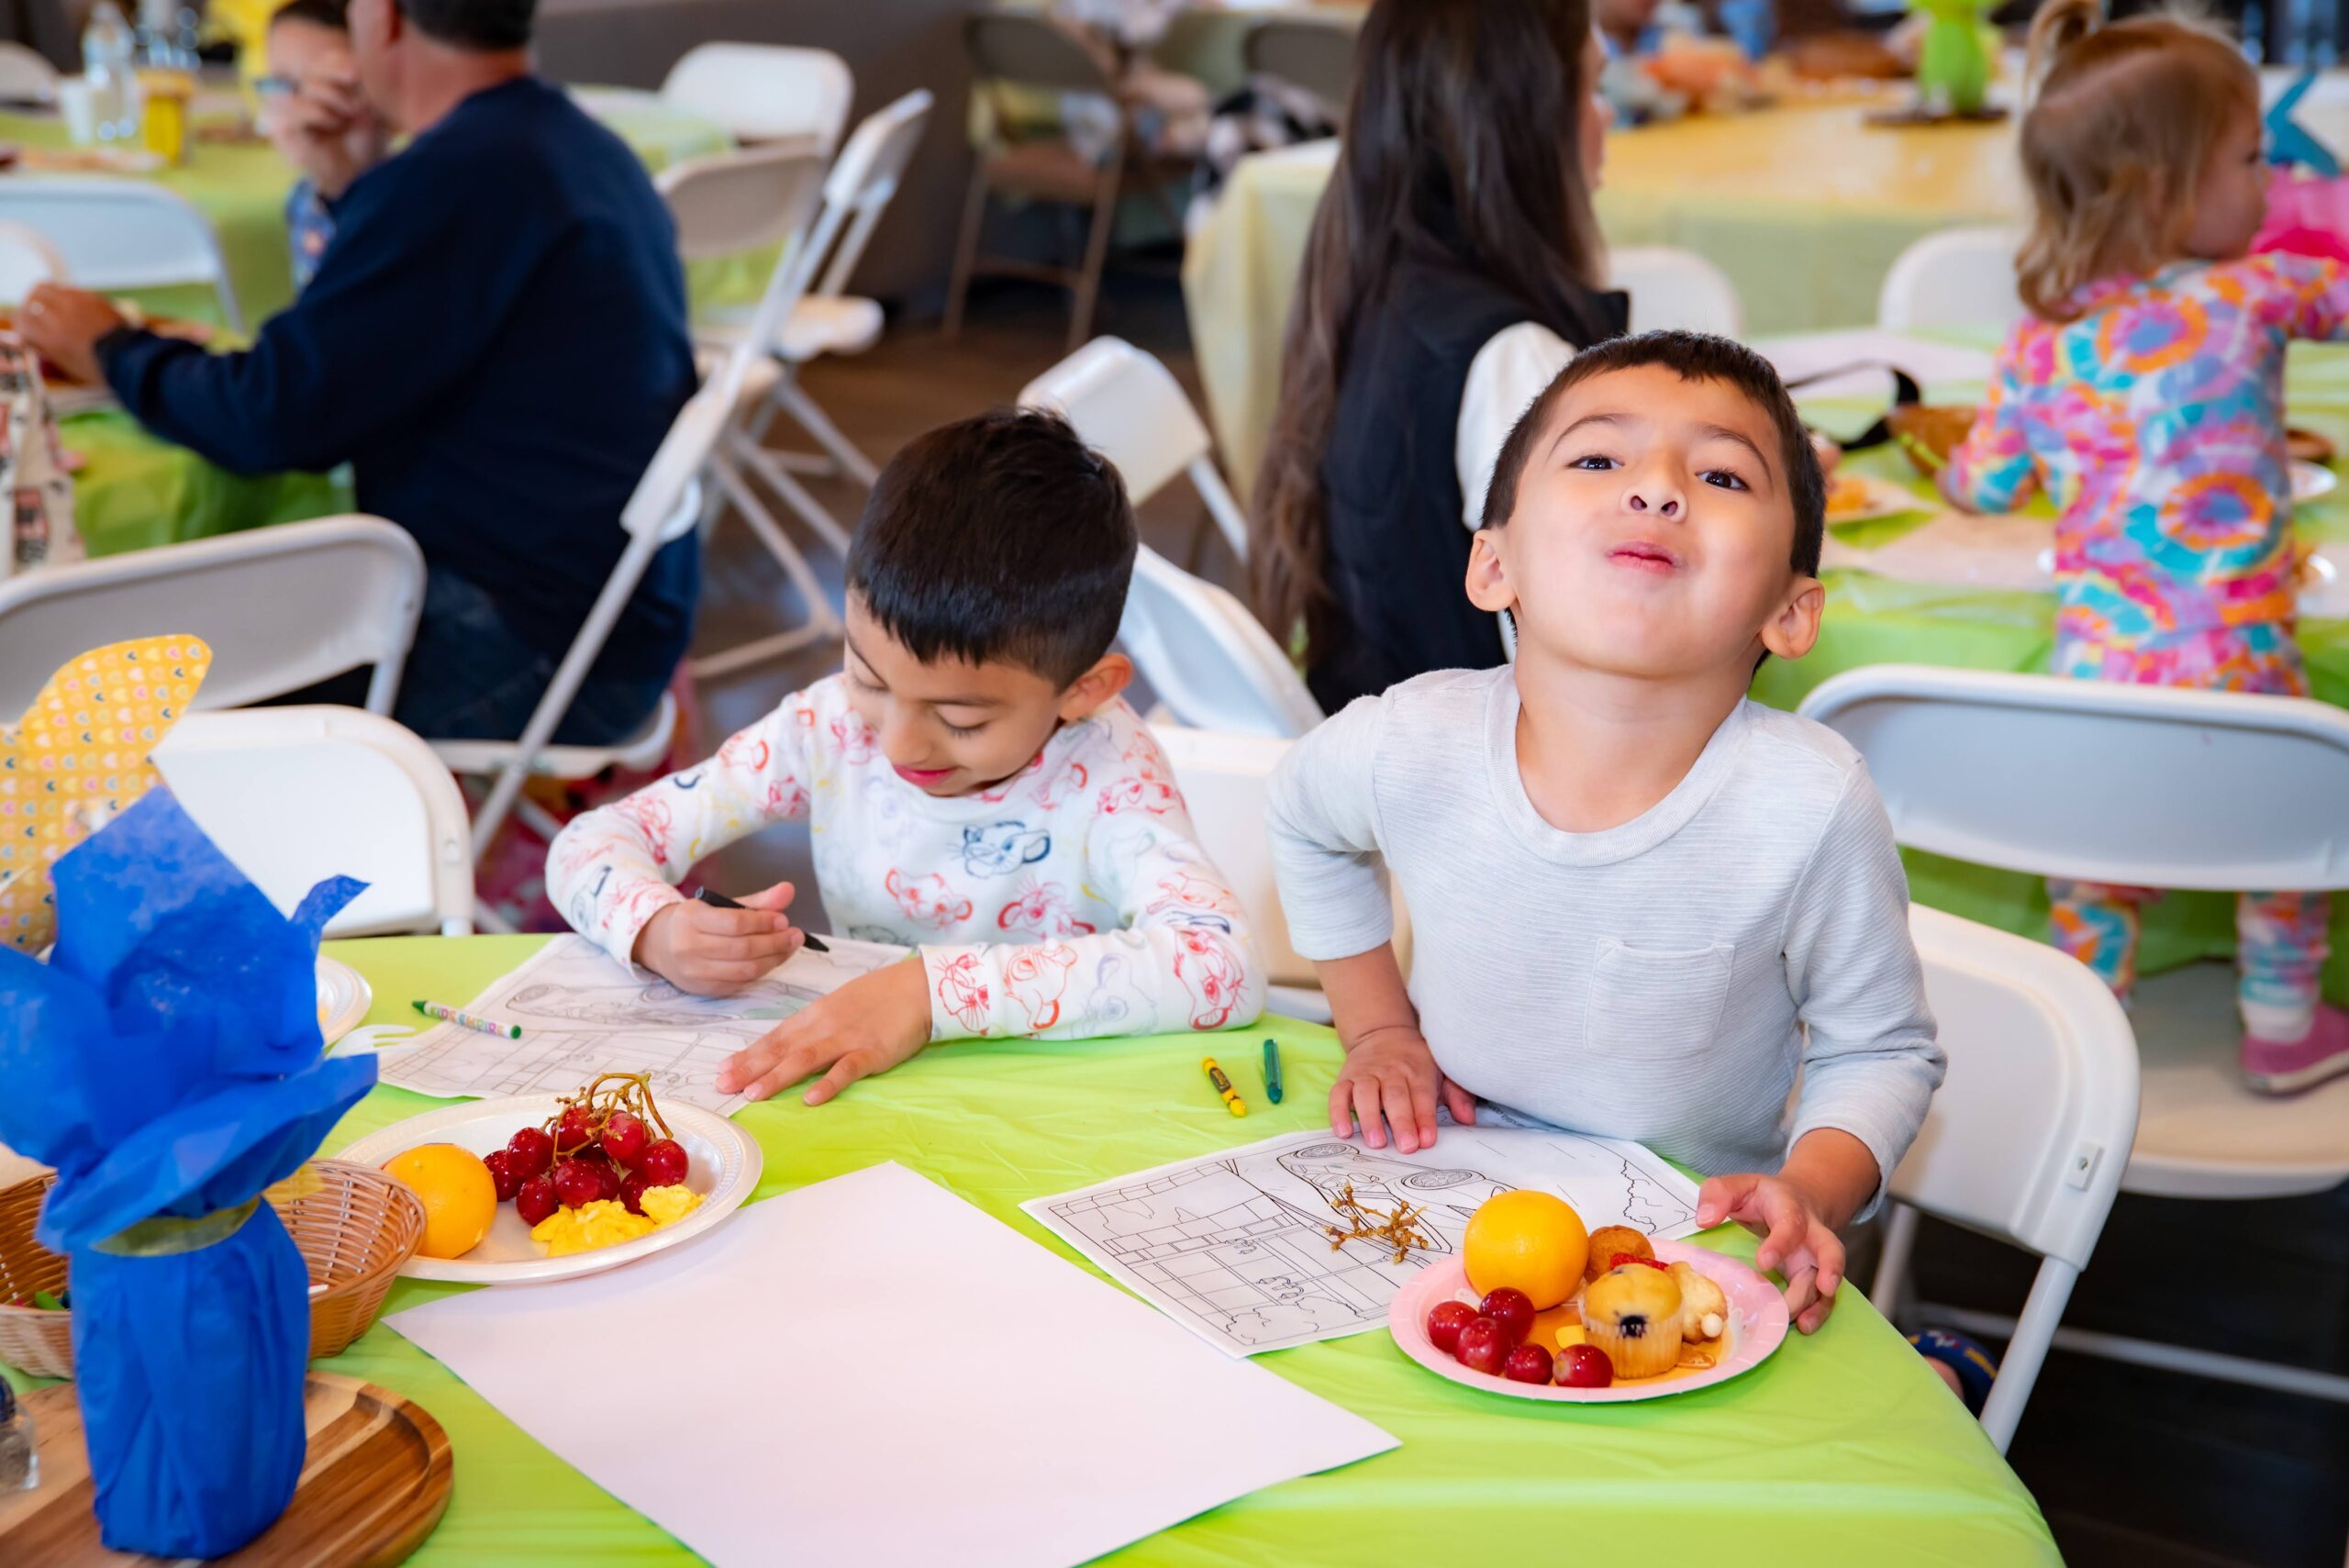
[1267,331,1944,1336]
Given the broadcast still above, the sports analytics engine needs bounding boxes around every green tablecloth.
[276,934,2057,1567]
[64,407,347,557]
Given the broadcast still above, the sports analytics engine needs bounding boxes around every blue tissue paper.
[0,789,377,1557]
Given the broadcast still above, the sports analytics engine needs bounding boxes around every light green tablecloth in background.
[63,409,348,557]
[260,934,2055,1567]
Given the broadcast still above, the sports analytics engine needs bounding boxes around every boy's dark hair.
[268,0,349,30]
[398,0,533,51]
[1480,329,1826,579]
[847,408,1138,689]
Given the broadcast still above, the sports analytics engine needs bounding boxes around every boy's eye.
[1699,469,1749,492]
[939,717,985,739]
[1567,453,1618,471]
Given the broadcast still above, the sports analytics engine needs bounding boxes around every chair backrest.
[656,141,829,261]
[1797,664,2349,893]
[1876,226,2027,332]
[157,706,474,938]
[1611,246,1744,338]
[0,515,425,718]
[0,219,65,304]
[1020,336,1250,561]
[1241,17,1357,107]
[1153,725,1413,990]
[963,11,1112,94]
[0,42,60,104]
[1119,547,1322,740]
[660,42,853,150]
[0,179,242,331]
[810,89,935,300]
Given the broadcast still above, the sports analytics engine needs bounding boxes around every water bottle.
[81,1,139,144]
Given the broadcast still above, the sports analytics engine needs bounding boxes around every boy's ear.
[1057,650,1133,720]
[1464,528,1514,615]
[1759,574,1824,662]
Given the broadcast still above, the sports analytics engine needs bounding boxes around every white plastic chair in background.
[1152,725,1412,1024]
[1119,547,1323,739]
[0,42,60,105]
[0,219,65,304]
[1800,663,2349,1405]
[159,706,474,938]
[0,179,244,332]
[1020,335,1251,566]
[0,515,424,717]
[1876,227,2028,332]
[1610,246,1744,339]
[660,43,852,151]
[1882,904,2140,1452]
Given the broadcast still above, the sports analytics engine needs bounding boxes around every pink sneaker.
[2242,1003,2349,1095]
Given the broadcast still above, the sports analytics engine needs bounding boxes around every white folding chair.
[1876,904,2139,1452]
[158,706,474,938]
[0,42,60,105]
[687,91,936,680]
[0,178,244,332]
[1020,335,1251,566]
[660,42,852,151]
[1876,227,2028,332]
[1801,664,2349,1404]
[1119,547,1322,739]
[0,515,424,718]
[1153,725,1413,1024]
[1610,246,1744,339]
[0,219,66,304]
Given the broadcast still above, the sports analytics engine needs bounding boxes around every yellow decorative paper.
[0,637,212,954]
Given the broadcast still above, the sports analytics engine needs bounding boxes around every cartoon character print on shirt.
[1173,927,1247,1030]
[1027,751,1090,812]
[1004,943,1078,1030]
[1070,930,1152,1034]
[1096,729,1181,817]
[608,791,677,869]
[996,876,1097,940]
[961,819,1052,878]
[886,868,974,929]
[829,707,881,765]
[852,773,918,854]
[1145,867,1241,935]
[935,951,990,1035]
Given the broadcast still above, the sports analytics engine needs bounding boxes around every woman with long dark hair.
[1252,0,1622,712]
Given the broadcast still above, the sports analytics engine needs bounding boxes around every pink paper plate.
[1388,1240,1789,1404]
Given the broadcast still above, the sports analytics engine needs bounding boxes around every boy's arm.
[1940,335,2039,514]
[547,692,821,971]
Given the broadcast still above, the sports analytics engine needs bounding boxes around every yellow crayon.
[1202,1056,1246,1117]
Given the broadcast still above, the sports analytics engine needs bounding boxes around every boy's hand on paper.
[633,882,806,995]
[716,958,930,1106]
[1695,1172,1847,1335]
[1329,1023,1475,1155]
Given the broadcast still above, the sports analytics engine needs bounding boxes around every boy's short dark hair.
[1480,329,1825,579]
[399,0,533,50]
[847,408,1138,689]
[269,0,349,30]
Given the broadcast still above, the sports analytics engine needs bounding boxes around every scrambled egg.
[529,1186,706,1258]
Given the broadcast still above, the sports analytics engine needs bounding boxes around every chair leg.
[732,432,854,558]
[1069,165,1122,353]
[1973,1262,2078,1455]
[944,163,992,342]
[774,378,881,489]
[713,440,844,626]
[1871,1199,1921,1327]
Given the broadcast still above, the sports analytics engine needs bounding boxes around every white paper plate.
[1825,473,1932,527]
[336,1094,762,1284]
[316,955,372,1046]
[2292,461,2337,504]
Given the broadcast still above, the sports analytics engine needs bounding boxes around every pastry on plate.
[1886,404,1979,477]
[1582,1262,1684,1379]
[1584,1225,1653,1282]
[2288,426,2336,465]
[1668,1261,1728,1342]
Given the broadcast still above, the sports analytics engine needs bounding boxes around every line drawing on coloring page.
[375,933,902,1116]
[1024,1126,1699,1356]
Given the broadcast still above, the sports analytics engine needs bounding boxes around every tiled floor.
[685,272,2349,1568]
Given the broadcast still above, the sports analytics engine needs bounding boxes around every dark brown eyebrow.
[842,631,1006,708]
[1548,410,1629,460]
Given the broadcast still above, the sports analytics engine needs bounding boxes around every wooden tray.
[0,1373,451,1566]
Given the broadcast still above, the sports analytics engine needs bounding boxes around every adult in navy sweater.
[19,0,697,744]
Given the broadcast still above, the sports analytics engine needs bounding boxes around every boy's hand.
[632,881,806,995]
[1695,1172,1846,1335]
[1329,1023,1475,1154]
[716,957,931,1106]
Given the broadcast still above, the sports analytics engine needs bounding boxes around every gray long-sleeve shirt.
[1265,667,1944,1207]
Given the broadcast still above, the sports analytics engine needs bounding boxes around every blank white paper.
[386,1162,1397,1568]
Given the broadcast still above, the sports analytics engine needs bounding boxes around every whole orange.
[1463,1191,1589,1309]
[383,1142,497,1260]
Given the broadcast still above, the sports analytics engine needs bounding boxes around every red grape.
[1503,1343,1554,1385]
[554,1105,596,1155]
[1479,1287,1534,1350]
[1554,1343,1613,1388]
[640,1139,688,1187]
[507,1126,553,1178]
[552,1160,603,1209]
[1425,1299,1478,1356]
[602,1110,649,1168]
[617,1173,650,1216]
[481,1149,521,1203]
[1455,1317,1509,1376]
[515,1174,559,1227]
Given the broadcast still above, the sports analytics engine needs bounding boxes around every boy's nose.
[1624,488,1681,518]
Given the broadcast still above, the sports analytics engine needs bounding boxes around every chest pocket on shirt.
[1583,939,1735,1062]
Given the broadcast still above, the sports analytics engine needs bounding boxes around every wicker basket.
[0,1159,425,1379]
